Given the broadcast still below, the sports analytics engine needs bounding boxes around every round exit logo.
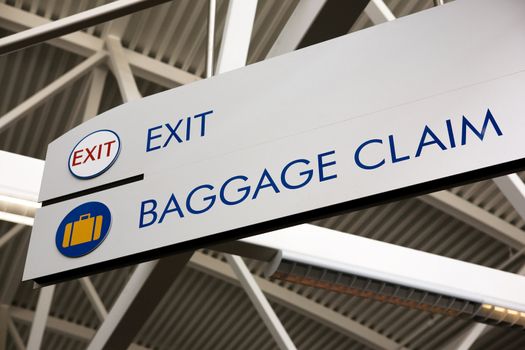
[68,129,121,179]
[56,202,112,258]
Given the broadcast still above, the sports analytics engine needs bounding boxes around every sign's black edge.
[42,174,144,206]
[33,157,525,286]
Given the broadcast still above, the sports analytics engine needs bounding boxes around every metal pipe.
[0,0,173,56]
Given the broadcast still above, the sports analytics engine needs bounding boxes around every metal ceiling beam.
[215,0,258,74]
[420,191,525,250]
[0,0,174,55]
[0,232,28,307]
[7,317,25,350]
[296,0,370,49]
[364,0,395,24]
[125,49,199,87]
[442,323,487,350]
[493,174,525,222]
[0,225,24,250]
[0,51,106,133]
[11,307,149,349]
[190,252,403,350]
[79,277,108,322]
[106,35,142,102]
[266,0,327,59]
[87,252,193,350]
[12,306,94,341]
[82,68,108,122]
[27,285,55,350]
[104,16,133,39]
[226,254,297,350]
[0,4,199,87]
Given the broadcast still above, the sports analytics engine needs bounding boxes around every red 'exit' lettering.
[72,141,116,166]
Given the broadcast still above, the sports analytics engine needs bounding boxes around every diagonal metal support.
[27,285,55,350]
[0,51,106,133]
[87,252,193,350]
[216,0,258,74]
[191,252,402,350]
[106,35,142,102]
[493,174,525,222]
[82,67,108,122]
[420,191,525,250]
[79,277,108,322]
[8,317,26,350]
[266,0,327,59]
[0,225,24,250]
[225,254,297,350]
[364,0,395,24]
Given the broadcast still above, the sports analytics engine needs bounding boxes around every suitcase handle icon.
[62,212,103,248]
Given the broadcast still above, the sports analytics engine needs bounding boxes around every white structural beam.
[125,49,199,88]
[0,225,24,250]
[364,0,395,25]
[0,0,172,55]
[79,277,108,322]
[104,16,132,39]
[265,0,327,59]
[27,285,55,350]
[226,254,297,350]
[0,4,200,88]
[10,252,401,350]
[0,232,28,307]
[86,262,156,350]
[190,252,402,350]
[11,307,149,349]
[215,0,258,74]
[8,317,26,350]
[442,323,488,350]
[82,68,108,122]
[106,35,142,102]
[0,51,106,133]
[493,174,525,222]
[12,306,94,341]
[420,191,525,250]
[87,252,193,350]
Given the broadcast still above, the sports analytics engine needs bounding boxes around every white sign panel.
[24,0,525,283]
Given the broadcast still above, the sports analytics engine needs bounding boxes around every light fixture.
[231,224,525,328]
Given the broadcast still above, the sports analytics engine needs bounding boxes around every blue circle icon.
[56,202,112,258]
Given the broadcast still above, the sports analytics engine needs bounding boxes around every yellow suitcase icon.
[62,213,103,248]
